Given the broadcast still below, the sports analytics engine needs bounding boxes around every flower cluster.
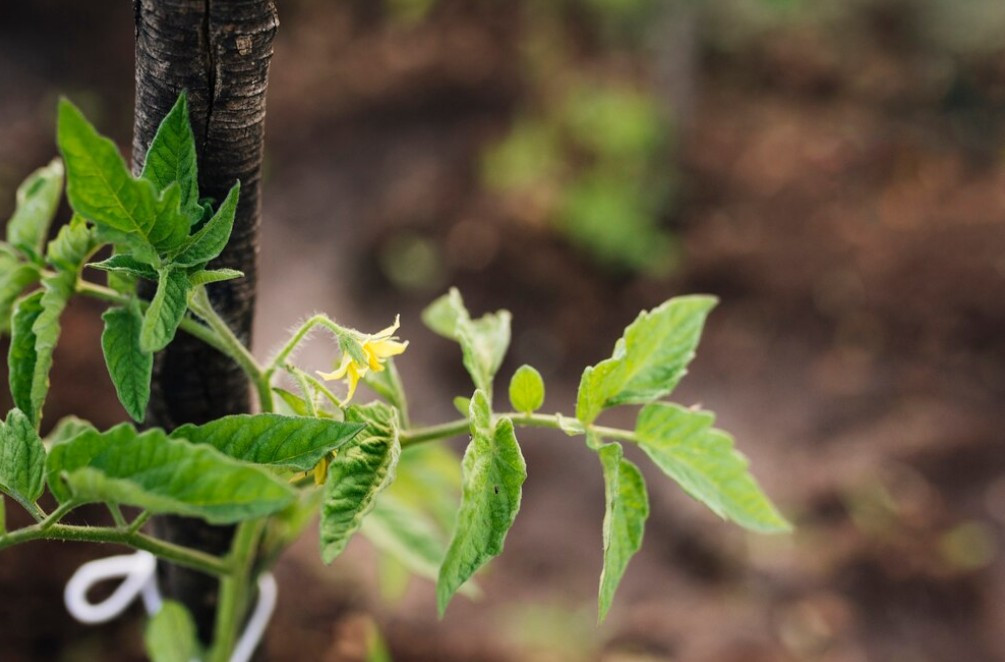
[319,316,408,401]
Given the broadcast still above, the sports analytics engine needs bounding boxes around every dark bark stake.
[131,0,278,643]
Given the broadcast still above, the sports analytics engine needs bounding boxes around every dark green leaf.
[89,254,159,280]
[144,601,199,662]
[46,424,296,524]
[0,257,39,334]
[187,268,243,287]
[8,292,43,423]
[102,305,152,422]
[437,391,526,615]
[320,402,401,563]
[634,403,790,533]
[170,413,364,471]
[596,442,648,622]
[6,158,63,257]
[140,92,200,220]
[57,99,188,253]
[140,268,190,353]
[171,182,239,267]
[0,409,46,510]
[576,296,716,424]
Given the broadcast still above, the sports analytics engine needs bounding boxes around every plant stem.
[189,287,274,413]
[266,314,343,378]
[209,519,266,662]
[398,412,638,448]
[0,523,229,576]
[39,500,81,531]
[74,278,230,356]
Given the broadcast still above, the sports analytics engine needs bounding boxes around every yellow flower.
[319,316,408,402]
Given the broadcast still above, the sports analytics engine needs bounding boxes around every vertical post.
[131,0,278,643]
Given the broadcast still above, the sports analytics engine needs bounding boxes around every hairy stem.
[398,412,638,448]
[0,523,229,576]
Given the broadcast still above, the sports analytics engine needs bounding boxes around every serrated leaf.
[6,158,63,257]
[46,424,296,524]
[101,305,152,422]
[187,268,243,287]
[140,268,190,353]
[437,391,526,616]
[8,292,43,423]
[44,416,97,446]
[170,413,364,472]
[89,254,159,280]
[0,257,39,334]
[140,92,200,221]
[597,442,648,622]
[576,296,717,424]
[144,601,199,662]
[46,215,96,272]
[508,364,544,414]
[635,403,789,533]
[57,99,188,253]
[320,403,401,563]
[171,182,239,267]
[422,288,511,394]
[0,409,46,511]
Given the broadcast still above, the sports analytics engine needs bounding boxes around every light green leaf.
[45,214,96,272]
[46,424,296,524]
[140,268,190,353]
[0,409,46,511]
[171,182,239,267]
[389,442,462,533]
[144,601,199,662]
[170,413,364,472]
[452,396,471,416]
[7,159,63,258]
[140,92,200,220]
[362,495,449,587]
[57,99,188,253]
[556,414,585,437]
[320,403,401,563]
[89,254,159,280]
[596,442,648,622]
[422,288,511,394]
[44,416,97,446]
[508,364,544,414]
[187,268,244,287]
[0,257,39,334]
[437,390,526,616]
[576,296,717,424]
[8,292,43,423]
[101,305,152,422]
[634,403,790,533]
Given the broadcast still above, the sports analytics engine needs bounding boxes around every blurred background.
[2,0,1005,660]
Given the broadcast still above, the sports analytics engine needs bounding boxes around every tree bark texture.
[131,0,278,642]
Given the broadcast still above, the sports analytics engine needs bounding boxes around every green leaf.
[422,288,511,394]
[6,158,63,257]
[0,257,40,334]
[140,268,190,353]
[320,402,401,563]
[46,424,296,524]
[140,92,200,220]
[8,292,43,422]
[57,99,188,253]
[171,182,240,267]
[508,364,544,414]
[101,305,152,422]
[45,416,97,446]
[45,214,96,272]
[0,409,46,511]
[596,442,648,622]
[437,390,526,616]
[389,442,462,533]
[576,296,717,424]
[362,495,449,587]
[170,413,364,472]
[89,254,159,280]
[187,268,244,287]
[144,601,199,662]
[634,403,790,533]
